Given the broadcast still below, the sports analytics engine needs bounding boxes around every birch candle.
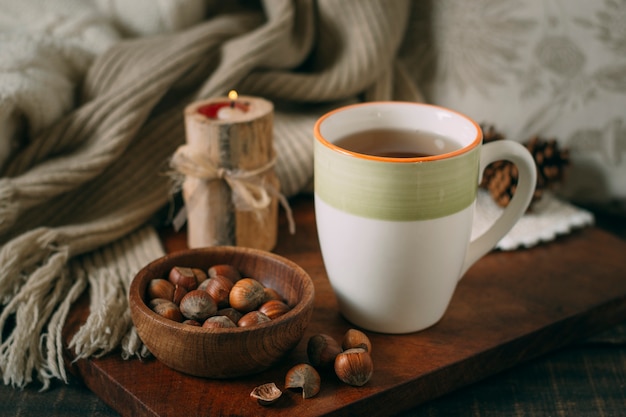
[172,92,280,251]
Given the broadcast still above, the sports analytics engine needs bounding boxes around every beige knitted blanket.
[0,0,422,388]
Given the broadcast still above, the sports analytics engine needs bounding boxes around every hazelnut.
[250,382,282,406]
[263,287,284,303]
[258,299,290,320]
[229,278,265,313]
[307,333,342,368]
[342,328,372,353]
[191,267,208,285]
[334,348,373,387]
[151,300,183,322]
[168,266,198,291]
[172,284,187,305]
[216,307,243,324]
[285,363,320,399]
[179,290,217,322]
[203,275,234,307]
[196,279,210,291]
[237,311,271,327]
[182,319,201,326]
[202,315,237,329]
[208,264,241,283]
[147,279,175,301]
[148,298,172,309]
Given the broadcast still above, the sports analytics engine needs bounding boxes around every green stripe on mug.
[314,140,480,221]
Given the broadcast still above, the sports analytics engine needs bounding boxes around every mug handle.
[461,140,537,277]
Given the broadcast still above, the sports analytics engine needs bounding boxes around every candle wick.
[227,90,238,109]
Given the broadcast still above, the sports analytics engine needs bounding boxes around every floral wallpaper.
[402,0,626,204]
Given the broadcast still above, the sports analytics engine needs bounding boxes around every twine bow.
[170,144,295,234]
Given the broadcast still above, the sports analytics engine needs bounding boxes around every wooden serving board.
[63,195,626,417]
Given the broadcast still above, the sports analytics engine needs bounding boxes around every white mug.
[314,102,536,334]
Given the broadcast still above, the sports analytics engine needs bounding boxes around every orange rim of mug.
[313,101,483,163]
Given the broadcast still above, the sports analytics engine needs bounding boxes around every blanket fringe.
[0,229,71,388]
[68,253,136,360]
[0,226,163,389]
[68,226,164,361]
[40,275,87,389]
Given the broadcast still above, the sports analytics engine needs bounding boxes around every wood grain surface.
[62,195,626,417]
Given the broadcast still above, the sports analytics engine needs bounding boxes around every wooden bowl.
[129,246,315,378]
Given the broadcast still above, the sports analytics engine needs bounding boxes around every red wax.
[197,101,250,119]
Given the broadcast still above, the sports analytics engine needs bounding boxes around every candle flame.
[228,90,238,101]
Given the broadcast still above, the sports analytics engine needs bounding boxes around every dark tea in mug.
[334,128,460,158]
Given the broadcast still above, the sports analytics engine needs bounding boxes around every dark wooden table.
[2,195,626,416]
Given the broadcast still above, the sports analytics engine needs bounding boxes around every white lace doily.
[472,189,595,251]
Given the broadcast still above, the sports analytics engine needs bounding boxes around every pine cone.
[481,124,506,144]
[479,124,508,193]
[479,125,570,209]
